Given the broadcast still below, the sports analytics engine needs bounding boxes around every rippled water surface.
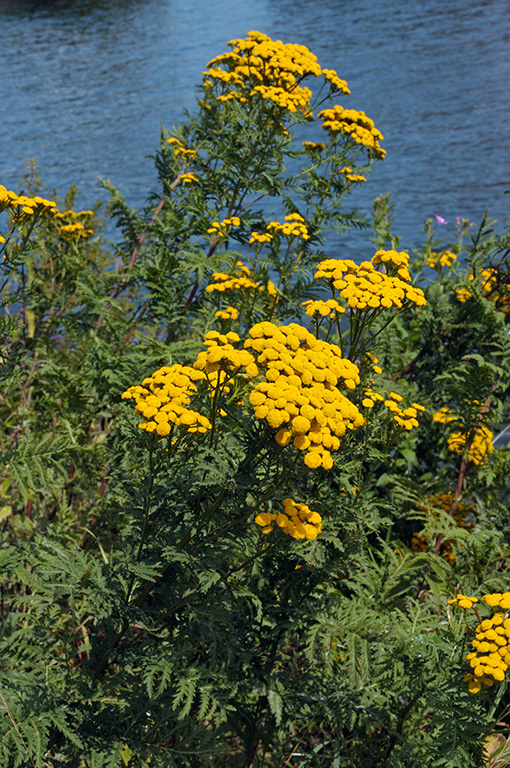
[1,0,509,249]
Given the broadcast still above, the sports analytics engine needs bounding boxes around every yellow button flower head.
[432,407,458,424]
[427,250,457,269]
[194,331,256,376]
[302,298,345,319]
[207,216,241,238]
[483,593,510,610]
[338,166,366,183]
[58,222,94,239]
[302,141,325,153]
[364,352,382,374]
[167,136,198,160]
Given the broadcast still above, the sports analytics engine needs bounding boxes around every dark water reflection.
[1,0,509,251]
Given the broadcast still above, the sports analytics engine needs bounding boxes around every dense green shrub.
[0,30,509,768]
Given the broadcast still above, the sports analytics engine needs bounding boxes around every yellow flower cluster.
[121,365,211,436]
[249,83,313,114]
[255,498,322,540]
[207,216,241,238]
[214,306,239,320]
[302,141,325,152]
[249,231,274,244]
[364,352,382,374]
[447,425,494,465]
[338,166,366,183]
[203,31,349,116]
[432,407,458,424]
[371,249,412,278]
[465,594,510,693]
[412,493,475,566]
[483,593,510,610]
[249,213,310,244]
[433,405,494,465]
[302,298,345,319]
[448,594,478,609]
[58,222,94,239]
[427,250,457,268]
[268,213,310,239]
[362,389,425,430]
[314,252,426,310]
[54,209,94,219]
[53,209,94,239]
[194,330,258,377]
[456,268,509,314]
[205,261,277,297]
[167,137,198,160]
[179,172,199,184]
[0,184,56,220]
[318,106,385,159]
[245,321,364,469]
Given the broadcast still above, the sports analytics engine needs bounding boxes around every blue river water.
[1,0,509,252]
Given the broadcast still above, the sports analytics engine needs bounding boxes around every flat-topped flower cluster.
[456,267,509,314]
[121,364,213,436]
[0,184,56,222]
[122,321,365,472]
[362,389,425,431]
[432,405,494,465]
[203,30,350,116]
[255,498,322,540]
[318,106,386,159]
[452,593,510,694]
[314,249,426,311]
[0,184,95,240]
[205,260,277,297]
[249,213,310,244]
[245,321,364,469]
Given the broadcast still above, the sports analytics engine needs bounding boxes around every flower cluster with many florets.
[0,184,57,222]
[249,213,310,244]
[318,106,385,159]
[205,260,277,297]
[314,250,426,310]
[255,498,322,539]
[123,322,367,473]
[433,406,494,465]
[121,365,211,436]
[202,31,349,116]
[245,321,364,469]
[461,593,510,694]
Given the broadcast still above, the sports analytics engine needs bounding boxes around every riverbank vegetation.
[1,31,510,768]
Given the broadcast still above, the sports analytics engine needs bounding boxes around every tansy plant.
[0,32,509,768]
